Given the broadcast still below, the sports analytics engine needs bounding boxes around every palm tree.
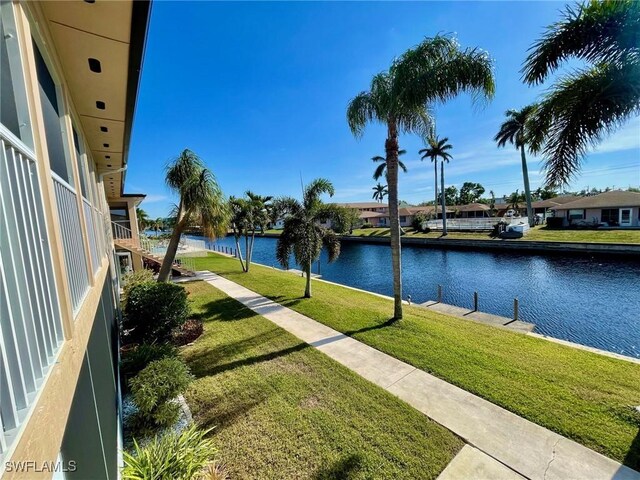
[508,189,525,211]
[136,207,150,232]
[274,178,341,298]
[157,149,228,282]
[420,136,453,235]
[372,150,408,181]
[494,105,537,227]
[372,183,388,202]
[347,34,494,319]
[151,217,164,236]
[522,0,640,186]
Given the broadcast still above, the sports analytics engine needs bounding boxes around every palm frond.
[531,61,640,186]
[522,0,640,85]
[373,163,386,180]
[165,149,204,193]
[304,178,335,209]
[347,91,381,138]
[322,230,341,263]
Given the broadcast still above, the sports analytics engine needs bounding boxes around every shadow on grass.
[195,384,271,433]
[313,454,363,479]
[343,317,400,337]
[189,340,310,378]
[192,297,255,322]
[623,428,639,471]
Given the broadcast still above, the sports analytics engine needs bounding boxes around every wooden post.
[437,284,442,303]
[514,297,519,321]
[474,291,478,312]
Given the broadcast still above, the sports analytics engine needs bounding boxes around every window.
[33,40,74,186]
[0,2,33,148]
[400,216,407,223]
[601,208,619,225]
[568,209,584,220]
[73,127,90,199]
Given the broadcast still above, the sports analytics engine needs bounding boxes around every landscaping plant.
[121,343,178,379]
[129,357,194,432]
[121,269,154,308]
[123,282,190,344]
[172,319,204,346]
[122,425,215,480]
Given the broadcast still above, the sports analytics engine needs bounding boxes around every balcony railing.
[52,172,90,313]
[0,128,65,460]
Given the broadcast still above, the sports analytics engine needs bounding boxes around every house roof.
[339,202,387,209]
[531,195,582,209]
[406,205,454,214]
[551,190,640,210]
[455,203,490,212]
[359,211,387,219]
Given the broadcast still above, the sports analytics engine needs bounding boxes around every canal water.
[192,234,640,359]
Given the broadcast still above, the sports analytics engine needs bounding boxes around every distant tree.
[136,208,150,232]
[274,178,341,298]
[444,186,459,206]
[489,190,496,216]
[372,151,408,181]
[332,206,362,234]
[522,0,640,186]
[372,183,388,202]
[411,211,430,232]
[158,150,228,282]
[229,192,272,272]
[507,189,526,210]
[151,217,165,236]
[459,182,486,204]
[495,105,538,226]
[422,135,454,235]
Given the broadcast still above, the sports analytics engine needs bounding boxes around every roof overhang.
[39,0,151,199]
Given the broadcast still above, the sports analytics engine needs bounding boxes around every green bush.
[123,425,216,480]
[546,217,564,229]
[361,223,373,229]
[124,282,190,344]
[129,357,193,432]
[411,212,430,232]
[121,269,155,308]
[121,343,178,378]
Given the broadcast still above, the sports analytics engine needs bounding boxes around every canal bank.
[261,232,640,256]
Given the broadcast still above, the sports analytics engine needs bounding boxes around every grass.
[348,226,640,243]
[181,281,462,479]
[192,253,640,470]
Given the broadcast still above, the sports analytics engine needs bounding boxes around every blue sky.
[127,1,640,218]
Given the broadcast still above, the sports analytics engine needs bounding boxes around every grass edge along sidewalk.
[191,252,640,471]
[181,280,462,479]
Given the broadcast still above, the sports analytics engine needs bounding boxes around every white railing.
[426,217,515,231]
[112,221,201,275]
[0,128,64,460]
[83,198,99,275]
[52,172,90,313]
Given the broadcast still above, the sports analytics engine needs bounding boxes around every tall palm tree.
[522,0,640,186]
[494,105,537,227]
[274,178,341,298]
[347,34,494,319]
[420,136,453,235]
[372,150,408,181]
[136,207,150,232]
[158,149,228,282]
[372,183,388,203]
[419,144,439,220]
[508,189,525,211]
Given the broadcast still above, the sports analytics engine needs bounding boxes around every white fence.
[0,129,65,459]
[426,217,516,231]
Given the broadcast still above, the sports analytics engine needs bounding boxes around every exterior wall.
[555,206,640,227]
[1,2,123,478]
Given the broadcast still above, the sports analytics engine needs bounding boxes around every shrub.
[121,343,178,378]
[124,282,190,344]
[122,425,216,480]
[121,269,155,308]
[172,319,204,346]
[411,212,430,232]
[129,357,193,432]
[361,222,373,229]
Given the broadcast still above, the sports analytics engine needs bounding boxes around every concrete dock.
[418,300,535,333]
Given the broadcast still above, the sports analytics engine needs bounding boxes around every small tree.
[157,150,228,282]
[274,179,341,298]
[332,206,361,234]
[459,182,485,204]
[372,183,388,203]
[229,192,272,272]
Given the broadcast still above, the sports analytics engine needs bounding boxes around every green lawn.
[181,281,462,479]
[348,226,640,243]
[192,253,640,470]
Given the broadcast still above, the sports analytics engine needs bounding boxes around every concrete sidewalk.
[195,271,639,480]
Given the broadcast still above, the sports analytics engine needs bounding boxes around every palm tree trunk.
[158,206,186,282]
[434,160,438,219]
[441,160,447,236]
[247,231,256,272]
[244,234,250,272]
[521,144,534,227]
[386,121,403,319]
[304,260,312,298]
[234,233,246,271]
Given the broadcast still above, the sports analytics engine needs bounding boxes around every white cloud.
[591,118,640,155]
